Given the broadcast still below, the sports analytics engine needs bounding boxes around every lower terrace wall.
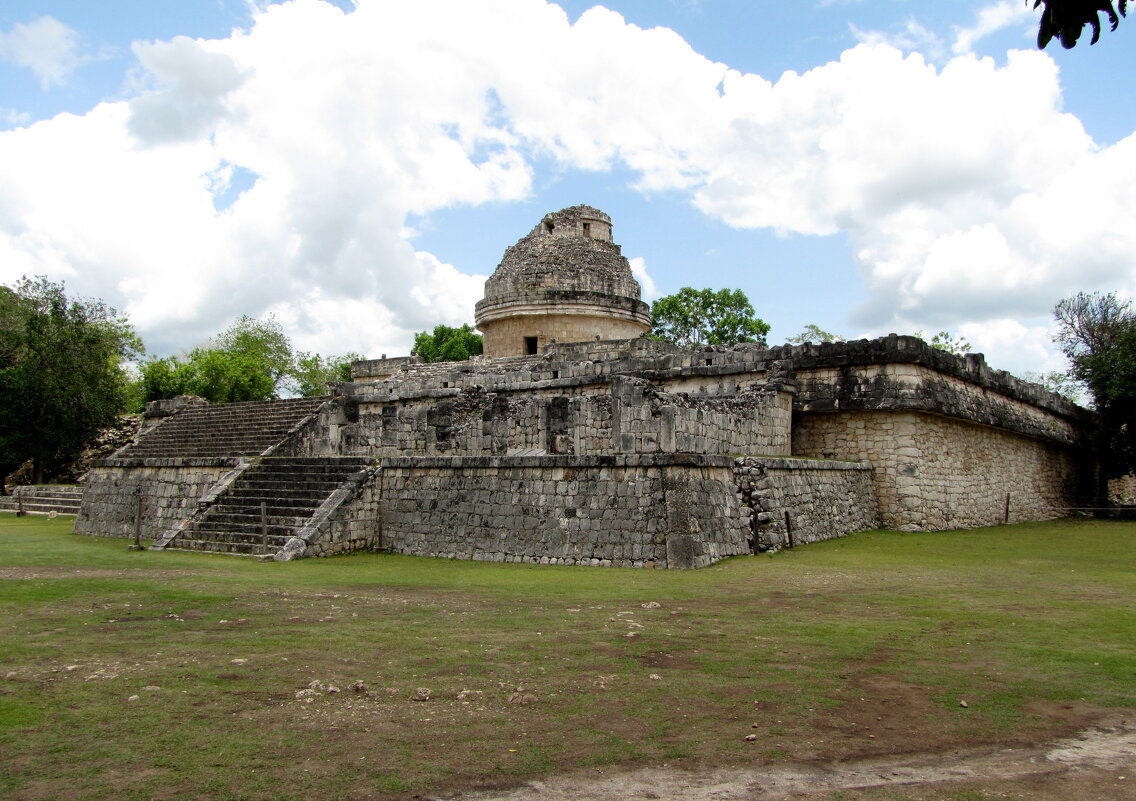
[74,458,240,538]
[734,457,878,550]
[376,454,750,568]
[793,411,1082,531]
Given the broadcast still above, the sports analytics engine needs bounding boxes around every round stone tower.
[474,205,652,357]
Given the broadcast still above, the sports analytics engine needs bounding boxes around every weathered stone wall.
[376,454,750,568]
[479,311,650,358]
[290,374,791,460]
[74,458,240,539]
[793,411,1081,531]
[734,457,878,550]
[794,361,1086,448]
[611,376,791,456]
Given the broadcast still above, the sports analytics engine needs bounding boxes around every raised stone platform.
[0,485,83,516]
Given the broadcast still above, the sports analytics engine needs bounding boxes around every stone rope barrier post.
[129,494,146,551]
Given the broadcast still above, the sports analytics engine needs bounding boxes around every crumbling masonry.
[75,206,1094,567]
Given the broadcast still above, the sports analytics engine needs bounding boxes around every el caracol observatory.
[474,205,652,357]
[73,202,1095,567]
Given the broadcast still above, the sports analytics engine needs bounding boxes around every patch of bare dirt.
[444,714,1136,801]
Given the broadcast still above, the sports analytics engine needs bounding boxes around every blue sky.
[1,0,1134,377]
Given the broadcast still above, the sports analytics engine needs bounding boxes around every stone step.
[0,495,83,508]
[178,529,292,547]
[225,487,341,503]
[163,448,367,555]
[240,466,368,478]
[238,473,359,485]
[212,493,329,508]
[201,510,311,526]
[117,397,327,459]
[258,457,371,466]
[164,539,275,556]
[12,485,84,496]
[0,502,80,515]
[186,520,300,537]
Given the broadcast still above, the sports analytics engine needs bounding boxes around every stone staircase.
[0,485,83,516]
[161,457,373,556]
[115,397,327,459]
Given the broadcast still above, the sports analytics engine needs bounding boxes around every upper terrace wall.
[288,374,792,459]
[779,335,1091,448]
[307,338,798,459]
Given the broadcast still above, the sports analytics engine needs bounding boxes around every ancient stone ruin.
[75,206,1095,567]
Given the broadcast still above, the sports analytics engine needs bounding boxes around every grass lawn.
[1,515,1134,800]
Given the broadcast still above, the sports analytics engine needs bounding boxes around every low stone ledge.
[736,456,872,471]
[93,457,243,468]
[380,453,736,470]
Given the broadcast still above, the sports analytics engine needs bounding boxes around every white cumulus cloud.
[0,16,84,88]
[0,0,1132,377]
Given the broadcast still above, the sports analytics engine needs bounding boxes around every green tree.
[1033,0,1128,49]
[0,277,143,488]
[140,315,293,404]
[212,315,294,396]
[786,324,844,345]
[1053,291,1136,502]
[290,351,362,397]
[411,324,483,363]
[649,287,770,348]
[929,330,972,356]
[141,315,360,403]
[910,330,972,356]
[1020,370,1086,403]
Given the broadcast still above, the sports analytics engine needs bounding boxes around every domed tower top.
[474,205,652,357]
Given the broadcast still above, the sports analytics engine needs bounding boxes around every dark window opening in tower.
[543,221,554,234]
[525,336,539,355]
[582,222,591,237]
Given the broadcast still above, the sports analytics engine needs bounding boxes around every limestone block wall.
[74,458,240,539]
[793,411,1080,531]
[611,376,792,456]
[376,454,751,568]
[734,457,878,550]
[795,362,1085,448]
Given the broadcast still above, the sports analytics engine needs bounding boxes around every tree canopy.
[140,315,358,404]
[1053,291,1136,495]
[649,287,770,348]
[0,277,142,487]
[290,351,361,397]
[411,324,483,363]
[927,331,972,357]
[786,324,845,345]
[1032,0,1128,49]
